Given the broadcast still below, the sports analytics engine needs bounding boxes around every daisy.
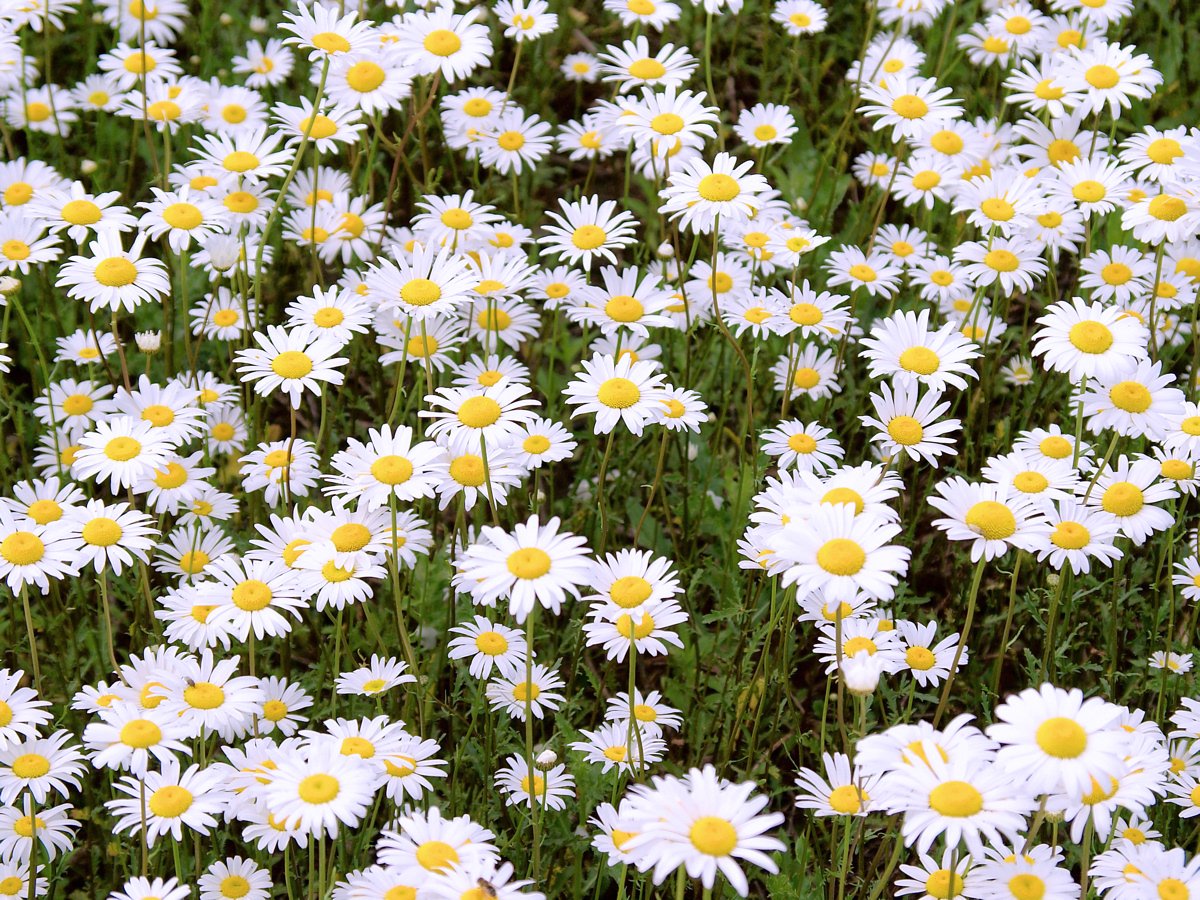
[794,752,878,817]
[457,515,591,623]
[369,243,478,320]
[988,683,1127,797]
[770,346,841,401]
[280,2,375,62]
[928,479,1046,562]
[954,169,1046,236]
[265,743,377,838]
[0,730,84,805]
[232,38,295,88]
[858,75,963,142]
[108,759,227,846]
[27,181,135,243]
[824,245,904,298]
[1060,41,1163,116]
[56,231,170,313]
[897,621,966,688]
[1080,359,1185,442]
[447,616,528,679]
[334,656,415,696]
[658,152,772,234]
[861,381,961,467]
[606,689,684,734]
[62,500,156,576]
[1084,455,1177,545]
[434,442,527,512]
[734,103,797,148]
[273,98,366,154]
[108,877,190,900]
[256,678,313,737]
[495,755,576,811]
[583,597,688,662]
[138,187,229,253]
[421,382,539,452]
[477,110,552,176]
[623,765,786,897]
[772,0,827,34]
[768,282,850,342]
[235,325,347,409]
[82,703,191,776]
[323,424,444,510]
[1032,296,1148,382]
[485,662,565,721]
[1048,154,1133,217]
[193,128,294,184]
[894,851,975,900]
[327,48,412,117]
[981,451,1079,507]
[55,329,117,366]
[776,505,909,602]
[73,416,177,493]
[206,556,307,641]
[564,352,671,436]
[570,266,676,339]
[955,236,1048,295]
[511,417,576,469]
[1121,126,1189,184]
[861,308,981,392]
[539,196,637,270]
[882,749,1036,858]
[198,857,272,900]
[597,37,697,93]
[378,734,447,804]
[892,155,958,209]
[1121,186,1200,246]
[394,6,493,82]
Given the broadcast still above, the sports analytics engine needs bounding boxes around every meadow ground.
[1,0,1200,897]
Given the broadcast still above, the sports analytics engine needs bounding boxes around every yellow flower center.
[298,773,340,804]
[816,538,866,576]
[1109,381,1152,413]
[457,396,502,429]
[1085,64,1120,89]
[10,753,49,779]
[571,224,607,250]
[899,346,940,375]
[119,719,162,748]
[605,295,644,322]
[627,58,666,80]
[887,416,923,446]
[423,29,462,56]
[697,174,741,202]
[891,94,929,119]
[597,377,641,409]
[371,455,413,485]
[1102,482,1144,517]
[271,350,313,379]
[184,681,225,710]
[928,780,983,817]
[400,278,441,306]
[25,500,62,525]
[346,60,386,92]
[1068,320,1114,354]
[688,816,738,856]
[615,612,656,639]
[848,263,876,282]
[906,646,936,670]
[507,547,552,580]
[753,124,778,141]
[788,432,817,454]
[1149,195,1187,221]
[1035,716,1087,757]
[95,257,138,287]
[61,199,102,225]
[82,517,123,547]
[449,455,485,486]
[822,487,864,514]
[1013,471,1048,494]
[926,870,964,900]
[980,198,1015,222]
[965,500,1017,540]
[232,579,273,611]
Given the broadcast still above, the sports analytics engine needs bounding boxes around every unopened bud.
[80,159,98,175]
[656,241,674,259]
[0,276,20,297]
[135,331,161,353]
[535,749,557,770]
